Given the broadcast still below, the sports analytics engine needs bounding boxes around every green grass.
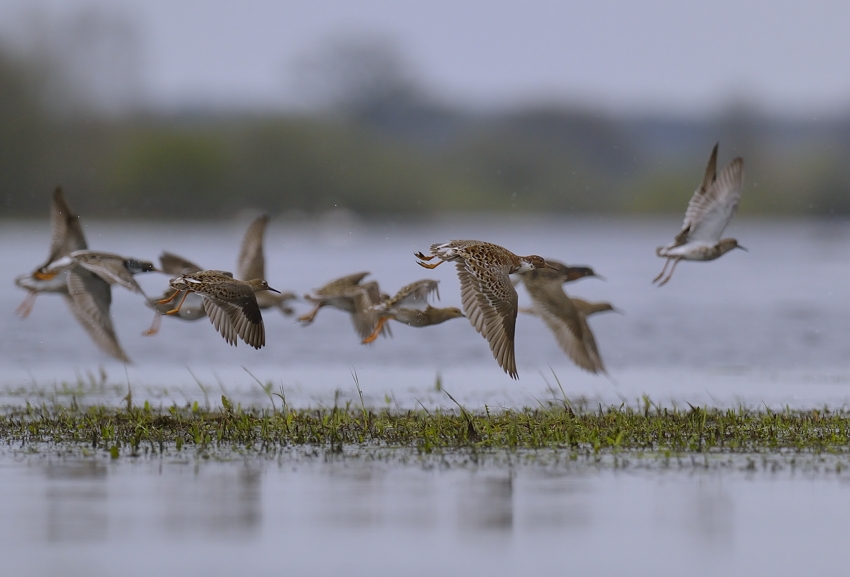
[2,395,850,459]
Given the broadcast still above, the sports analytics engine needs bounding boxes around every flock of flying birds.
[14,144,745,379]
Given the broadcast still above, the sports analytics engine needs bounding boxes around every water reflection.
[160,464,262,537]
[688,479,735,545]
[0,457,848,576]
[458,473,514,532]
[44,461,108,542]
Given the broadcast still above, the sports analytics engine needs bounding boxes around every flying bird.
[654,143,746,286]
[416,240,553,379]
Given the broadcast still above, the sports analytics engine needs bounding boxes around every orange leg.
[157,289,181,305]
[657,258,681,287]
[362,316,389,344]
[166,290,190,315]
[417,259,443,270]
[415,251,435,261]
[298,303,322,324]
[652,258,671,284]
[142,312,162,336]
[15,292,37,318]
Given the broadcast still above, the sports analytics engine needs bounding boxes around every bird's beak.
[267,286,281,294]
[737,245,748,252]
[593,273,607,281]
[612,307,626,315]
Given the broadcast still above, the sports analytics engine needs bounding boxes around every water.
[1,453,850,576]
[2,214,850,408]
[3,214,850,575]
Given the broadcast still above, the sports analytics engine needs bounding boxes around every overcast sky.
[1,0,849,117]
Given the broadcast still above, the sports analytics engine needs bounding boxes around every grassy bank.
[2,396,849,459]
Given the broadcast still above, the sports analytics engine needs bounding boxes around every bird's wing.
[45,187,88,264]
[159,252,203,275]
[347,285,391,339]
[525,281,604,373]
[65,267,129,362]
[379,279,439,312]
[237,215,268,281]
[203,295,265,349]
[456,261,518,378]
[314,272,371,296]
[674,152,745,245]
[75,253,144,293]
[203,298,238,346]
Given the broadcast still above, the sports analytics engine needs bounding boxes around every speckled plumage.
[161,270,277,349]
[416,240,551,379]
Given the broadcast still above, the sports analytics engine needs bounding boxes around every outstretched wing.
[159,252,203,275]
[456,261,518,379]
[65,267,129,362]
[75,253,144,294]
[43,187,88,268]
[674,147,745,246]
[237,215,268,281]
[203,295,265,349]
[524,281,604,373]
[381,279,439,311]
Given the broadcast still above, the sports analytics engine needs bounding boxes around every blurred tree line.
[1,32,850,219]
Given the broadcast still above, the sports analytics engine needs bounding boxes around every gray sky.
[2,0,849,117]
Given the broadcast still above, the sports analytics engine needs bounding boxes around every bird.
[144,216,297,336]
[298,272,390,341]
[143,252,206,336]
[416,240,554,379]
[516,263,610,374]
[157,270,279,349]
[14,187,88,318]
[36,250,158,292]
[237,215,298,315]
[654,143,746,286]
[361,279,464,344]
[33,250,159,362]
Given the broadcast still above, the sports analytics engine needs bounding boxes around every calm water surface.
[1,453,849,576]
[3,215,850,575]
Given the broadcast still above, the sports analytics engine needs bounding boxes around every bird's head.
[518,255,558,273]
[249,279,280,293]
[124,259,159,274]
[718,238,747,254]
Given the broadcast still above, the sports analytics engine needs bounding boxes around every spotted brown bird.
[158,270,279,349]
[416,240,554,379]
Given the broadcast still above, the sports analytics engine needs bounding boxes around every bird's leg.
[297,303,322,324]
[166,290,190,315]
[362,316,389,344]
[15,292,37,318]
[417,259,443,270]
[142,312,162,336]
[657,258,681,287]
[414,251,435,261]
[156,289,181,305]
[652,258,671,283]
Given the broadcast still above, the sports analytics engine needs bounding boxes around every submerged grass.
[2,395,850,459]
